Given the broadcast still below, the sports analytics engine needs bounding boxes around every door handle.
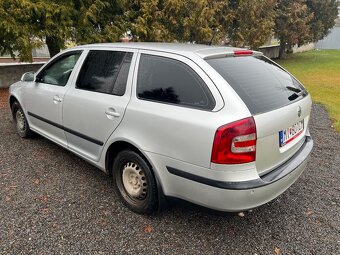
[53,95,62,104]
[105,108,120,118]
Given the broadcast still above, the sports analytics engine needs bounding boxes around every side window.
[137,54,215,110]
[76,50,133,96]
[38,52,82,86]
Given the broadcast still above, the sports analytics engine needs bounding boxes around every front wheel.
[112,150,158,214]
[12,101,32,138]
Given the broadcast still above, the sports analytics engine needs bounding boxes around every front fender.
[8,82,26,115]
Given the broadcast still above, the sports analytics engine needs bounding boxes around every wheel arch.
[9,95,18,107]
[105,140,149,175]
[9,96,21,118]
[105,140,141,175]
[105,139,167,210]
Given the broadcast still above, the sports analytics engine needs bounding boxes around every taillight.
[233,50,253,56]
[211,117,256,164]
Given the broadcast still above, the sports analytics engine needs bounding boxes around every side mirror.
[21,72,35,82]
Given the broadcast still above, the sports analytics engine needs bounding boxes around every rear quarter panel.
[101,50,252,171]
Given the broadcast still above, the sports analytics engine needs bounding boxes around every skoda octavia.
[9,43,313,214]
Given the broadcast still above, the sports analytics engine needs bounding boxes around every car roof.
[73,42,247,59]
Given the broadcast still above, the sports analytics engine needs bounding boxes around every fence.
[0,63,45,89]
[258,43,315,59]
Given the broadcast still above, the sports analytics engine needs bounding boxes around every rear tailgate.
[206,52,312,174]
[254,95,312,175]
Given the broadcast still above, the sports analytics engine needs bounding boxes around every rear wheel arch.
[105,140,167,211]
[105,141,146,175]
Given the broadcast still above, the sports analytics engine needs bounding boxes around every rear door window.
[137,54,215,110]
[206,56,307,114]
[76,50,133,96]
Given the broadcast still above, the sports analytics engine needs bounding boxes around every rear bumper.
[168,136,313,190]
[165,135,313,211]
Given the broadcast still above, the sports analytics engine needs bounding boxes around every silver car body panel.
[62,48,138,161]
[254,95,312,175]
[147,148,310,212]
[9,43,313,211]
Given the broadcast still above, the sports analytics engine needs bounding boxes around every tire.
[11,101,32,138]
[112,150,158,214]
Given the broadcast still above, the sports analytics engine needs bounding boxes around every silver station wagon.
[9,43,313,214]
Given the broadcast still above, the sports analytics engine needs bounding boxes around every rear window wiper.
[286,86,301,93]
[286,86,305,101]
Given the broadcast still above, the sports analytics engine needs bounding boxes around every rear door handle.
[53,95,62,104]
[105,108,120,118]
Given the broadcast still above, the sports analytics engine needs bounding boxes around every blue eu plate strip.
[279,131,285,147]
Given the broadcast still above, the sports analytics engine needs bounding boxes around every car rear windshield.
[206,56,307,115]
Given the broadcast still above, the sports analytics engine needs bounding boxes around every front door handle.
[105,108,120,118]
[53,95,62,104]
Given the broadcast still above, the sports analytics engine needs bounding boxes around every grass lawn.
[277,50,340,131]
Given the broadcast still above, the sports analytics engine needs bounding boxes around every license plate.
[279,120,304,147]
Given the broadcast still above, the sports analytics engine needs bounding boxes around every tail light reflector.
[211,117,256,164]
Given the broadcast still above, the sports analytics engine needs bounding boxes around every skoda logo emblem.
[297,106,302,117]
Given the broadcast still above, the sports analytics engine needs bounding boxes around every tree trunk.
[46,36,62,57]
[278,41,286,59]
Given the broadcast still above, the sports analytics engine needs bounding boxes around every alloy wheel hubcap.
[122,162,147,199]
[16,110,26,131]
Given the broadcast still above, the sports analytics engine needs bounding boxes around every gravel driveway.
[0,89,339,255]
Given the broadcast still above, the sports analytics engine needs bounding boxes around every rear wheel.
[112,150,157,214]
[12,101,32,138]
